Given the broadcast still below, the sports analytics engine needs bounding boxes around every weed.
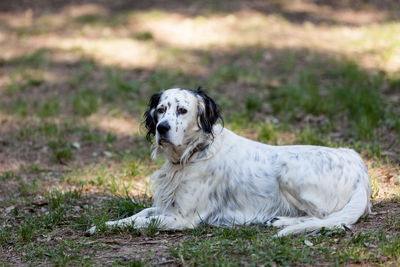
[81,128,103,143]
[9,98,29,117]
[104,71,141,102]
[379,233,400,259]
[370,176,380,200]
[19,219,39,242]
[37,122,60,137]
[107,196,149,219]
[47,189,82,209]
[18,177,38,197]
[0,170,18,180]
[259,123,279,144]
[6,69,44,94]
[69,62,94,86]
[270,60,388,139]
[42,206,65,229]
[8,49,47,68]
[106,133,117,143]
[172,226,315,266]
[143,218,161,236]
[75,13,127,27]
[245,94,263,115]
[0,226,11,248]
[297,127,330,146]
[47,140,74,163]
[132,31,154,41]
[385,214,400,231]
[72,90,99,116]
[271,70,329,116]
[329,62,385,139]
[23,241,93,266]
[38,96,60,118]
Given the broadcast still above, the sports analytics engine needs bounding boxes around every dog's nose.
[157,121,170,135]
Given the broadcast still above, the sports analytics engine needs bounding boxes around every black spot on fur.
[143,92,162,142]
[195,87,223,136]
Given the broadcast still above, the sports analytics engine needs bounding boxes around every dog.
[87,88,371,237]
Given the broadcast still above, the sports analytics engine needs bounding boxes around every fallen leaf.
[385,172,393,183]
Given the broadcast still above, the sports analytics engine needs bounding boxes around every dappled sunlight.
[284,1,387,25]
[64,3,109,18]
[367,160,400,202]
[1,4,399,72]
[133,10,400,72]
[88,113,141,136]
[26,36,159,68]
[58,160,154,197]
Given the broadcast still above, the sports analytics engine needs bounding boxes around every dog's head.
[144,88,222,150]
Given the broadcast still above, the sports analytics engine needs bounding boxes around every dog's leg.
[265,216,312,228]
[132,214,195,230]
[86,207,159,235]
[86,207,195,235]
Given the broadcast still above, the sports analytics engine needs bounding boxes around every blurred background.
[1,1,400,265]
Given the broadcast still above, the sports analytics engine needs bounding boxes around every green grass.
[170,226,400,266]
[37,122,60,137]
[297,126,332,146]
[8,98,30,117]
[269,60,389,139]
[103,71,141,102]
[132,31,154,41]
[72,90,100,117]
[47,139,74,163]
[259,122,280,144]
[38,96,60,118]
[0,170,19,180]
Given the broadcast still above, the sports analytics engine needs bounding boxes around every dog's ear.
[144,92,162,142]
[196,87,223,135]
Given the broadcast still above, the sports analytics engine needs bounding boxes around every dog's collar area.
[170,143,209,165]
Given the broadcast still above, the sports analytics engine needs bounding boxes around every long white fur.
[87,88,371,237]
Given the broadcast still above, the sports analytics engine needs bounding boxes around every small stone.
[5,206,15,213]
[304,240,313,247]
[72,142,81,149]
[103,151,113,158]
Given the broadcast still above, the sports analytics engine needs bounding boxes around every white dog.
[87,88,371,237]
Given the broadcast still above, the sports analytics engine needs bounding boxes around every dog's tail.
[276,184,371,237]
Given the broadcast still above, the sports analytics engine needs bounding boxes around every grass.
[72,90,100,117]
[38,96,60,118]
[48,139,74,163]
[171,226,400,266]
[0,0,400,265]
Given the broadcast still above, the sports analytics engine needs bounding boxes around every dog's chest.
[173,165,215,215]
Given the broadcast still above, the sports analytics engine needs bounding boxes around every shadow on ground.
[0,0,399,26]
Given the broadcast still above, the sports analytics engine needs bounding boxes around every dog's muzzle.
[157,121,170,134]
[157,121,171,145]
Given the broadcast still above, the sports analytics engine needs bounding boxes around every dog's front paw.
[85,226,96,236]
[264,217,279,227]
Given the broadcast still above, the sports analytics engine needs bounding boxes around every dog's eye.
[157,107,165,114]
[178,108,187,115]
